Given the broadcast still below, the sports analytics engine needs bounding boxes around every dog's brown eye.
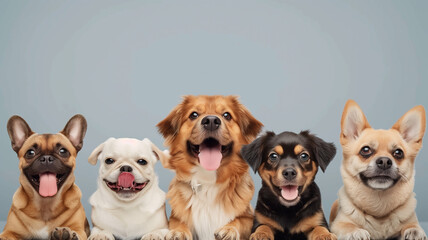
[189,112,199,120]
[25,149,36,158]
[360,146,372,157]
[269,153,279,161]
[299,153,310,161]
[59,148,69,156]
[105,158,115,164]
[393,149,404,159]
[223,112,232,121]
[137,159,148,165]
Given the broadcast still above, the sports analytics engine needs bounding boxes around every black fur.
[241,130,336,239]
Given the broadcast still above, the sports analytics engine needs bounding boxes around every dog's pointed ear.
[157,96,193,146]
[229,96,263,143]
[241,132,274,173]
[302,131,336,172]
[341,100,371,144]
[88,138,114,165]
[61,114,87,152]
[7,115,34,153]
[143,138,171,168]
[392,105,426,148]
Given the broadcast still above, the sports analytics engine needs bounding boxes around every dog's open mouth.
[187,138,233,171]
[104,172,149,193]
[360,173,400,190]
[277,184,303,206]
[27,172,70,198]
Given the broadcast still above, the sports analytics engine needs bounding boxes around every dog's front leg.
[165,216,192,240]
[401,223,427,240]
[88,226,115,240]
[214,210,253,240]
[0,231,20,240]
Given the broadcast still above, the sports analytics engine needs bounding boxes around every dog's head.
[7,115,87,198]
[340,100,426,190]
[88,138,169,201]
[157,95,262,172]
[242,131,336,207]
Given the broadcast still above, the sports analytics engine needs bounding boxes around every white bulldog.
[87,138,169,240]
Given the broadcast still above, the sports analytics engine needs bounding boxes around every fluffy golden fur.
[157,95,262,240]
[330,100,427,240]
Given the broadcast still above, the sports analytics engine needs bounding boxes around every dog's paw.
[165,230,191,240]
[88,231,115,240]
[313,232,337,240]
[403,228,427,240]
[249,232,273,240]
[339,229,370,240]
[51,227,79,240]
[214,226,240,240]
[141,232,164,240]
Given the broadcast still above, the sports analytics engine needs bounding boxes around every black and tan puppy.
[241,131,337,240]
[0,115,90,240]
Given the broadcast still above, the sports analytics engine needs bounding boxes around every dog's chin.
[359,173,400,190]
[187,137,233,170]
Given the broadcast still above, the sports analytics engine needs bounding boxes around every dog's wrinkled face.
[7,115,87,198]
[242,131,336,207]
[157,95,262,171]
[88,138,168,201]
[341,100,426,190]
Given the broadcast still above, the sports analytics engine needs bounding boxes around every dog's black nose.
[201,116,221,131]
[39,155,54,164]
[376,157,393,170]
[283,168,297,181]
[120,165,133,172]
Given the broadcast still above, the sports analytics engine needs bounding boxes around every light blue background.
[0,0,427,229]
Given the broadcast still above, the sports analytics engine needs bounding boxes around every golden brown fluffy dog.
[157,95,263,240]
[330,100,427,240]
[0,115,89,240]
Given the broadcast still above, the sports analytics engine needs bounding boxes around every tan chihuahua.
[330,100,426,240]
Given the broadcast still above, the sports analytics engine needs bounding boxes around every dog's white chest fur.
[90,185,168,240]
[33,226,49,239]
[189,167,234,240]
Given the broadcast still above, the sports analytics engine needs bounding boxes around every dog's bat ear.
[157,96,193,146]
[392,105,426,148]
[7,115,34,153]
[302,131,336,172]
[143,138,171,168]
[241,132,274,173]
[341,100,371,144]
[88,138,111,165]
[228,96,263,144]
[61,114,87,152]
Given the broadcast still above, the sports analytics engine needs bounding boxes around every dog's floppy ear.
[340,100,371,145]
[302,131,336,172]
[88,138,114,165]
[157,96,193,146]
[241,132,274,173]
[7,115,34,153]
[229,96,263,143]
[61,114,87,152]
[392,105,426,149]
[143,138,171,168]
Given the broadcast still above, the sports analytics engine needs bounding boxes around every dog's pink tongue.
[39,173,58,197]
[118,172,135,188]
[198,144,222,171]
[281,186,298,201]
